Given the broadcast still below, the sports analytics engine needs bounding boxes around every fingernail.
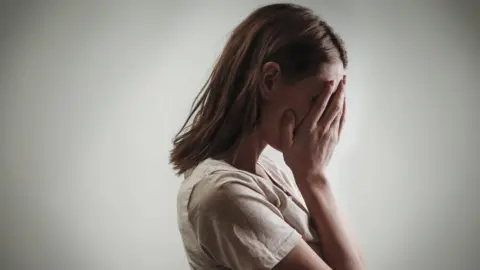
[287,110,293,118]
[286,110,296,124]
[285,110,294,119]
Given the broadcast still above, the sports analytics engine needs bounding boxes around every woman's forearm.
[296,173,364,270]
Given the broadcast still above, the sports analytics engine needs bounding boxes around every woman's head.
[170,3,348,175]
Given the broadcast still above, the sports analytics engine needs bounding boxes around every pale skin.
[224,60,364,270]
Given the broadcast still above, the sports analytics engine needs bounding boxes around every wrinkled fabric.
[177,155,320,270]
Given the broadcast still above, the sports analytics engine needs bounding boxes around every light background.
[0,1,479,269]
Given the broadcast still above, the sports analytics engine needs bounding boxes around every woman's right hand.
[279,77,346,184]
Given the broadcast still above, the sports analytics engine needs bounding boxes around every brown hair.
[170,3,348,175]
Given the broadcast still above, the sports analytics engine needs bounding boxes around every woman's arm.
[297,174,364,270]
[276,77,364,270]
[272,174,363,270]
[272,239,332,270]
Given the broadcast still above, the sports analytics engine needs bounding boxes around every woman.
[170,3,363,270]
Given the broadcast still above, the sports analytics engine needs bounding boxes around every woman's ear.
[260,62,281,101]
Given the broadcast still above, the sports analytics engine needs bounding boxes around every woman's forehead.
[317,61,345,81]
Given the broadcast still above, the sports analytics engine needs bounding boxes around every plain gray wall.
[1,1,479,270]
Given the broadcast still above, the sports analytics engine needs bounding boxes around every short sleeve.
[190,177,302,270]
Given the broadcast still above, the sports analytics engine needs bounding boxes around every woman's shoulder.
[178,158,263,213]
[178,155,296,214]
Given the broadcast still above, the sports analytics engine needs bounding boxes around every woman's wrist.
[294,171,329,190]
[295,172,336,214]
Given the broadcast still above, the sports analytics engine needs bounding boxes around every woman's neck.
[222,130,267,174]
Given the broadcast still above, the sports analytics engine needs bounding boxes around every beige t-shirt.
[177,155,321,270]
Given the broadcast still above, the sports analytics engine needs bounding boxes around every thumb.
[280,110,296,151]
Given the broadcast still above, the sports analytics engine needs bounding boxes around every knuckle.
[324,88,334,97]
[326,89,333,97]
[317,123,328,133]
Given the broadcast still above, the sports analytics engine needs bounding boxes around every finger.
[330,110,343,137]
[311,80,336,125]
[338,96,347,139]
[279,110,296,151]
[320,80,345,130]
[299,80,335,133]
